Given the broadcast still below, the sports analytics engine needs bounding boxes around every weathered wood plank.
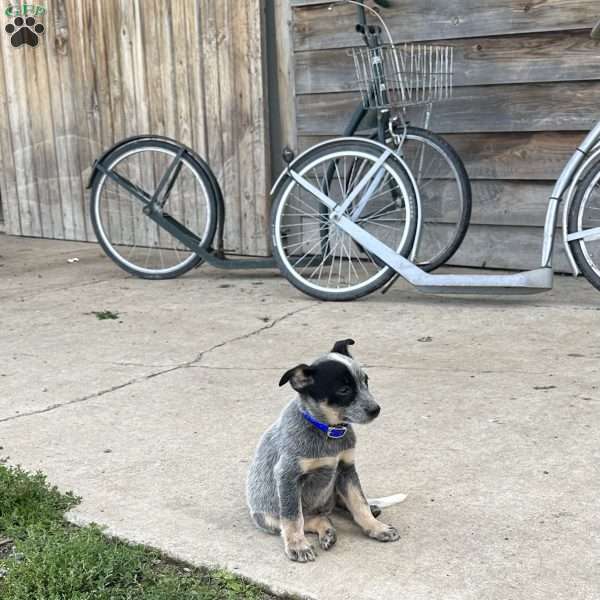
[295,30,600,95]
[101,0,127,246]
[235,0,254,253]
[27,29,64,239]
[185,0,208,159]
[247,0,271,255]
[117,0,145,247]
[271,0,298,174]
[445,132,581,181]
[218,0,242,252]
[200,0,227,247]
[298,132,582,180]
[0,38,20,235]
[2,26,41,236]
[296,81,600,135]
[132,0,158,250]
[446,223,570,272]
[467,180,553,227]
[292,0,600,49]
[64,0,100,241]
[48,0,88,241]
[171,0,196,249]
[183,0,210,245]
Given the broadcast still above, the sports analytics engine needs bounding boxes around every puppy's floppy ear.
[279,363,314,392]
[331,338,355,357]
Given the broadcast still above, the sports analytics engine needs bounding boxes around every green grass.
[0,464,274,600]
[90,310,120,320]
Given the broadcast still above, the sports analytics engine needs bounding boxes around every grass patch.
[90,310,120,320]
[0,465,275,599]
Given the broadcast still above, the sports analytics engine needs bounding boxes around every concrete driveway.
[1,234,598,600]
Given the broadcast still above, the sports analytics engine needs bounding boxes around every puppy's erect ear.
[331,338,355,357]
[279,363,314,392]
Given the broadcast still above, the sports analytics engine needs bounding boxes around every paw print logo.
[5,16,45,48]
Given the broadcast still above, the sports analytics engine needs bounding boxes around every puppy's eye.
[338,386,352,396]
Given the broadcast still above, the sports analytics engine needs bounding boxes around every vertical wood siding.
[0,0,270,255]
[290,0,600,271]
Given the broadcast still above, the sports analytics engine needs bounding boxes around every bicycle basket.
[351,43,454,110]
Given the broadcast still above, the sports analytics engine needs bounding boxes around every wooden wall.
[0,0,270,255]
[289,0,600,271]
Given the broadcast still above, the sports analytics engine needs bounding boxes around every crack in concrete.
[0,304,315,425]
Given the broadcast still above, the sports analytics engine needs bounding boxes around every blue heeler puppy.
[246,339,405,562]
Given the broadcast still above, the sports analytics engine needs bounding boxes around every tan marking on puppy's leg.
[341,483,400,542]
[304,515,337,551]
[339,448,355,465]
[281,517,316,562]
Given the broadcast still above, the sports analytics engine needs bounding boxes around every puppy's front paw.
[369,523,400,542]
[285,538,316,562]
[319,527,337,551]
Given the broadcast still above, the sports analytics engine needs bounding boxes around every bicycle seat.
[592,19,600,40]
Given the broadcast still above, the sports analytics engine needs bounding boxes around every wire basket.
[351,43,454,109]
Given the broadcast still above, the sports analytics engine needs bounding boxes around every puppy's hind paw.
[370,524,400,543]
[319,527,337,551]
[285,540,316,562]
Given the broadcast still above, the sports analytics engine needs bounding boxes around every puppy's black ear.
[279,363,314,392]
[331,338,355,357]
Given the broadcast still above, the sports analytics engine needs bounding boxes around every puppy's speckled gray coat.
[246,341,400,562]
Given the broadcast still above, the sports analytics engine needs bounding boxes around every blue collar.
[301,410,348,439]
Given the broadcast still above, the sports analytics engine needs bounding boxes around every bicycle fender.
[86,134,226,246]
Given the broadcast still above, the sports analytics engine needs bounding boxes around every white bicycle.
[270,7,600,300]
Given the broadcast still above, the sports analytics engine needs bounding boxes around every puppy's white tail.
[367,493,407,509]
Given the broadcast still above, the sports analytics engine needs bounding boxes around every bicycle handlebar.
[355,0,391,24]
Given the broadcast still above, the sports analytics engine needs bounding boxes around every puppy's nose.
[368,405,381,418]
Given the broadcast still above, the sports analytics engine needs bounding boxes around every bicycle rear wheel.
[391,126,472,271]
[271,138,418,301]
[91,140,218,279]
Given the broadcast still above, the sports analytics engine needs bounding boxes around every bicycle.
[342,0,471,273]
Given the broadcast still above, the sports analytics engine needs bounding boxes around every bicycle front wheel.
[393,127,472,271]
[91,140,218,279]
[271,139,418,301]
[568,162,600,290]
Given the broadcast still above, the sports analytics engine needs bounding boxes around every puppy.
[246,338,402,562]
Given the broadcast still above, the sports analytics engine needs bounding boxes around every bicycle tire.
[271,138,418,301]
[567,160,600,291]
[91,139,218,280]
[385,126,472,272]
